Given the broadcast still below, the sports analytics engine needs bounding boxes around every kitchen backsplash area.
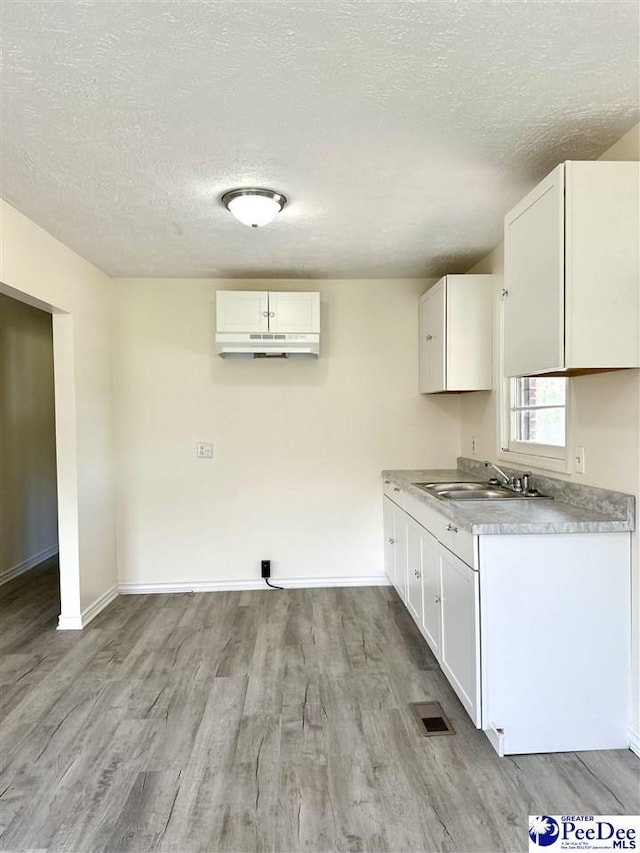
[457,456,635,524]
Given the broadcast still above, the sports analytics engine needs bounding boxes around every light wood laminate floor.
[1,562,638,853]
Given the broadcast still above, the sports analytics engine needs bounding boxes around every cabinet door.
[446,276,493,391]
[418,292,431,393]
[504,164,565,376]
[216,291,269,333]
[420,526,441,658]
[406,517,423,624]
[565,161,640,370]
[382,498,396,586]
[268,292,320,333]
[479,532,630,755]
[392,506,408,603]
[439,546,480,726]
[419,280,446,393]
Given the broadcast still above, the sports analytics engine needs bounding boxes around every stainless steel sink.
[414,481,550,501]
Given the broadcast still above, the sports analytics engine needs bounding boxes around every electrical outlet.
[575,446,586,474]
[471,436,477,456]
[197,442,213,459]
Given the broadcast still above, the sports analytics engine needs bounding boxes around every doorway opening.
[0,294,60,631]
[0,285,81,628]
[0,294,59,599]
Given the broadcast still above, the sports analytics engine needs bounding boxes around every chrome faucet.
[483,461,534,494]
[483,461,514,487]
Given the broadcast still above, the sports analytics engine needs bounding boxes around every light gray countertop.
[382,462,635,535]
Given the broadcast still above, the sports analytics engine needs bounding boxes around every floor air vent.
[409,701,455,737]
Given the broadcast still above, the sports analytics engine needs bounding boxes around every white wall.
[1,200,117,617]
[0,295,58,579]
[459,122,640,747]
[112,277,461,586]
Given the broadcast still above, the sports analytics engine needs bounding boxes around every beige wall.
[0,295,58,578]
[1,199,117,615]
[459,122,640,742]
[112,277,461,585]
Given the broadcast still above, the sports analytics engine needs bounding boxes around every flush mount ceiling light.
[221,188,287,228]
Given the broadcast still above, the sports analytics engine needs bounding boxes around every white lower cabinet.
[385,491,481,726]
[479,533,630,756]
[439,546,480,726]
[419,526,440,659]
[406,517,423,625]
[382,497,396,586]
[383,483,631,755]
[382,496,407,601]
[394,508,408,603]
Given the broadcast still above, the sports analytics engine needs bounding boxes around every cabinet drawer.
[404,491,475,567]
[404,491,440,532]
[439,521,475,568]
[383,479,405,507]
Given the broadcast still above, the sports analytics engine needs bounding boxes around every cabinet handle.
[435,594,441,604]
[262,311,269,317]
[501,288,509,298]
[269,311,275,318]
[425,334,433,341]
[446,522,458,533]
[388,537,395,544]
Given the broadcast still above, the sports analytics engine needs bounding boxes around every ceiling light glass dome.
[221,188,287,228]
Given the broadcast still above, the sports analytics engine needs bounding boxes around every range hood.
[216,332,320,358]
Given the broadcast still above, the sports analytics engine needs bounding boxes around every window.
[503,376,568,463]
[510,377,566,446]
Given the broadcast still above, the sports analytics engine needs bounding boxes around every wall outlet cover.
[197,442,213,458]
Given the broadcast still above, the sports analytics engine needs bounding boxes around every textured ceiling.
[1,0,639,279]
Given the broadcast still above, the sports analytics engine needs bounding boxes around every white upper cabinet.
[216,291,320,334]
[419,275,493,394]
[419,279,445,392]
[504,166,564,376]
[504,161,640,377]
[216,290,269,333]
[267,292,320,333]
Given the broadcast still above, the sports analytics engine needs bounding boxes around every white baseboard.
[119,575,389,595]
[59,577,387,629]
[57,615,83,630]
[57,583,119,631]
[0,544,58,586]
[81,584,119,627]
[629,724,640,758]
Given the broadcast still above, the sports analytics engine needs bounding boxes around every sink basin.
[414,481,550,501]
[418,481,489,494]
